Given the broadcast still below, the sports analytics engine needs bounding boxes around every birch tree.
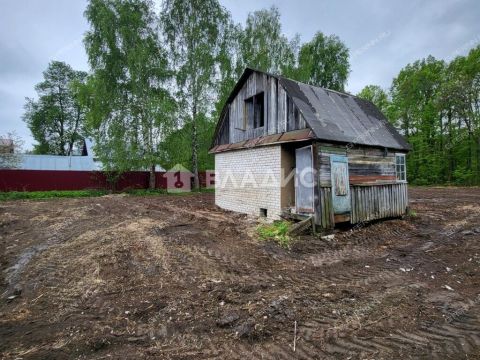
[84,0,174,189]
[161,0,231,189]
[294,32,350,91]
[239,6,297,76]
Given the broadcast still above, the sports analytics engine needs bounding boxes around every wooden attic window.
[244,92,264,129]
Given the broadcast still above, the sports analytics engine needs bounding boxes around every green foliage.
[356,85,391,119]
[0,190,107,201]
[388,48,480,185]
[406,208,417,217]
[75,2,353,183]
[229,9,350,92]
[84,0,175,189]
[23,0,479,189]
[292,32,350,91]
[159,114,215,171]
[239,6,297,76]
[125,188,167,196]
[213,8,350,120]
[23,61,87,155]
[213,21,244,119]
[452,166,476,185]
[161,0,231,188]
[0,188,215,201]
[257,221,292,248]
[360,47,480,186]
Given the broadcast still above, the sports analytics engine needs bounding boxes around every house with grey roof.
[210,68,410,229]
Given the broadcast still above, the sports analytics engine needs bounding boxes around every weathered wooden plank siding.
[317,183,408,229]
[267,78,278,135]
[317,143,397,186]
[350,183,408,223]
[318,186,334,228]
[278,85,287,133]
[229,72,265,143]
[216,72,307,145]
[215,110,230,146]
[316,142,408,228]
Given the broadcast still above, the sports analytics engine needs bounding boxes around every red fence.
[0,170,212,192]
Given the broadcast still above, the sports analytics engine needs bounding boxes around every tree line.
[358,49,480,185]
[22,0,350,188]
[21,0,479,187]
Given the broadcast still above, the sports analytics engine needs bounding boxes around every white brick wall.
[215,146,282,220]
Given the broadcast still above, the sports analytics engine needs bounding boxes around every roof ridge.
[246,67,361,100]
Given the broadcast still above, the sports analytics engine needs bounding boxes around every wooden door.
[330,155,351,214]
[295,145,314,213]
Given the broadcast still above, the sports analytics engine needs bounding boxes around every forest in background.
[359,50,480,185]
[16,0,480,187]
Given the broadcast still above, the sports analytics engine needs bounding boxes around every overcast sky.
[1,0,479,150]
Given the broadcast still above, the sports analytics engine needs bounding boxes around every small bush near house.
[257,220,292,249]
[406,208,417,217]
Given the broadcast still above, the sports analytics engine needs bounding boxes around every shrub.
[257,220,292,248]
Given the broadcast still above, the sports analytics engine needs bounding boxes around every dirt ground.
[1,188,480,359]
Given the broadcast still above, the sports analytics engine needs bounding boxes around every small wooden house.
[210,68,411,229]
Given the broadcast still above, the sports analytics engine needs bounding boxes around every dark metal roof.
[212,68,411,151]
[278,77,411,151]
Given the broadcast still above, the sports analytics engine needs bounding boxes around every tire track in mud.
[158,199,406,283]
[154,341,298,360]
[184,256,480,360]
[301,235,480,358]
[315,306,480,358]
[273,224,479,358]
[129,194,480,359]
[185,245,467,358]
[273,308,480,359]
[156,219,257,284]
[176,229,405,292]
[156,213,416,356]
[189,245,254,273]
[157,222,419,360]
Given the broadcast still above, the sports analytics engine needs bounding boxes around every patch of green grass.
[198,187,215,193]
[125,188,167,196]
[406,208,417,217]
[0,189,107,201]
[0,187,215,201]
[257,220,292,249]
[128,187,215,196]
